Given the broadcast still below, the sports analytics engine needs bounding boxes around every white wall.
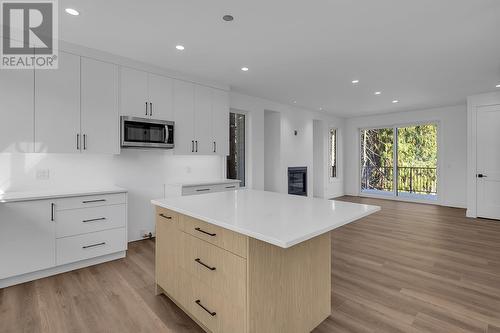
[264,111,281,192]
[230,92,345,198]
[0,151,223,241]
[344,105,467,208]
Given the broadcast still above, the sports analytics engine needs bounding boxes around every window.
[360,123,437,199]
[227,112,246,187]
[329,129,338,178]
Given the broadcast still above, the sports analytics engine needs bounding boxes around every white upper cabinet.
[194,85,213,154]
[120,67,174,120]
[35,51,81,153]
[173,80,195,154]
[149,73,174,120]
[0,67,34,153]
[212,89,230,156]
[120,67,149,118]
[0,200,56,280]
[81,58,120,154]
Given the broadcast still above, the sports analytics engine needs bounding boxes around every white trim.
[0,251,126,289]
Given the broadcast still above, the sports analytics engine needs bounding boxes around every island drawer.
[179,232,246,308]
[183,270,246,333]
[56,204,126,238]
[156,206,181,229]
[181,215,248,258]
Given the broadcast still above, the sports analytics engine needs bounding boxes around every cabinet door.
[156,208,180,298]
[173,80,195,154]
[120,67,149,118]
[0,200,56,280]
[194,85,213,154]
[149,73,173,120]
[0,67,34,153]
[81,57,120,154]
[212,89,230,156]
[35,51,80,153]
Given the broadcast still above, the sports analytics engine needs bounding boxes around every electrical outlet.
[36,169,50,180]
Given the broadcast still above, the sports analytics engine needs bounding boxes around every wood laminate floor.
[1,196,500,332]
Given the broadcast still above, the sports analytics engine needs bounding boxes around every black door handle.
[150,102,152,116]
[145,102,148,115]
[477,174,487,178]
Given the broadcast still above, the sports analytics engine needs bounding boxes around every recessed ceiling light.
[175,45,185,51]
[374,91,382,95]
[319,107,323,111]
[293,101,297,104]
[496,84,500,88]
[352,80,359,84]
[392,100,399,104]
[223,15,234,22]
[65,8,79,16]
[241,67,249,71]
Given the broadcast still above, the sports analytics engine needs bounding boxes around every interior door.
[0,200,56,280]
[120,67,149,118]
[149,73,173,121]
[477,105,500,219]
[194,85,212,154]
[35,51,80,153]
[81,57,119,154]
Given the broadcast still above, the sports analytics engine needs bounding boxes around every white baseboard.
[0,251,126,289]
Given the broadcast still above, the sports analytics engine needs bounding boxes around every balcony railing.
[361,166,437,195]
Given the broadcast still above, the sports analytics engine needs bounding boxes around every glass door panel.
[360,128,394,194]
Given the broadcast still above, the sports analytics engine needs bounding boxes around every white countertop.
[0,186,128,203]
[151,189,380,248]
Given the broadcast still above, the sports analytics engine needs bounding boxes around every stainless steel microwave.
[121,116,174,149]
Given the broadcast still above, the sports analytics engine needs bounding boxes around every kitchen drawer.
[156,206,181,229]
[56,228,127,265]
[56,204,126,238]
[55,193,127,211]
[184,272,246,333]
[215,183,239,192]
[181,185,217,196]
[181,215,247,258]
[180,232,246,307]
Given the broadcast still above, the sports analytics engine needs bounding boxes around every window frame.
[226,110,248,188]
[329,128,338,179]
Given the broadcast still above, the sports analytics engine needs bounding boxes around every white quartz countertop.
[0,186,128,203]
[151,189,380,248]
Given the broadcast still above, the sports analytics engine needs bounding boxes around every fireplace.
[288,167,307,196]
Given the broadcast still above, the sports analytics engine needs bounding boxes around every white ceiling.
[59,0,500,117]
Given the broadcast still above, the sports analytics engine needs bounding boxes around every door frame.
[467,92,500,218]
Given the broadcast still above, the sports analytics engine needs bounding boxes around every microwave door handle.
[164,126,168,144]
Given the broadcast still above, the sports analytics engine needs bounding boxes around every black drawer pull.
[82,242,106,249]
[82,217,106,223]
[195,300,216,316]
[195,227,216,237]
[225,185,236,189]
[82,199,107,204]
[195,258,216,271]
[159,214,172,220]
[196,188,211,192]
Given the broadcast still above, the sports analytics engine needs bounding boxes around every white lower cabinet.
[0,191,127,288]
[0,200,56,280]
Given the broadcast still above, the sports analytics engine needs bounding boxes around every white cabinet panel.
[35,51,80,153]
[212,89,229,156]
[0,200,56,279]
[149,73,173,120]
[120,67,149,118]
[194,85,213,154]
[174,80,195,154]
[0,67,34,153]
[81,57,119,154]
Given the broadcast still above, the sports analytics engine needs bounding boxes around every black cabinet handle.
[82,199,107,204]
[191,140,194,152]
[195,258,216,271]
[83,134,87,150]
[82,242,106,249]
[150,102,152,116]
[225,185,236,189]
[196,188,210,192]
[145,102,148,115]
[51,203,55,221]
[213,141,216,153]
[477,174,487,178]
[195,140,198,152]
[195,300,216,316]
[195,227,216,237]
[77,133,80,150]
[82,217,106,223]
[159,213,172,220]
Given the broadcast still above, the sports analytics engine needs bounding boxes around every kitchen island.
[151,189,380,333]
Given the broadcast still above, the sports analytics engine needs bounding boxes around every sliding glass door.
[360,123,438,200]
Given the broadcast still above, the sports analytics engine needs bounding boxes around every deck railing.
[361,166,437,195]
